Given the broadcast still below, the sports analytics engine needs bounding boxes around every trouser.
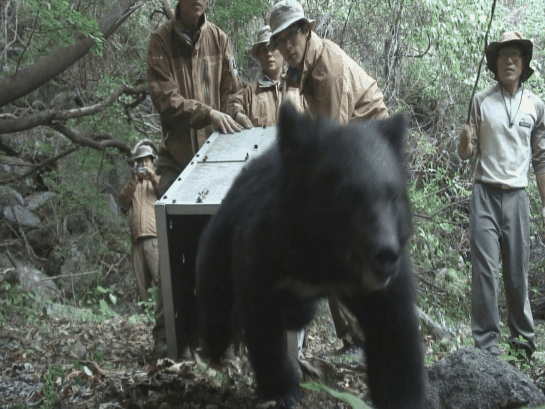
[328,296,365,344]
[469,182,535,353]
[132,237,159,301]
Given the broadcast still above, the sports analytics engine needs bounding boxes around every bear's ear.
[374,113,407,155]
[277,101,312,158]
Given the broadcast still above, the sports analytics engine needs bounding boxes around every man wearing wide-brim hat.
[458,31,545,360]
[267,0,388,123]
[243,26,306,127]
[266,0,383,355]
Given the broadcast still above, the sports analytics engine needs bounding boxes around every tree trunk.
[0,0,143,108]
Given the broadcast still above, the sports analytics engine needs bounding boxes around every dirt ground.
[0,298,373,409]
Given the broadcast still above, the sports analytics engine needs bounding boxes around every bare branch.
[51,124,132,155]
[56,84,147,120]
[0,84,147,134]
[0,110,56,134]
[0,147,78,185]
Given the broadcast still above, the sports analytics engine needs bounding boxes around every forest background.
[2,0,545,397]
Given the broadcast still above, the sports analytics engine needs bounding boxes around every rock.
[0,186,23,214]
[26,222,60,258]
[107,193,120,216]
[426,347,545,409]
[3,267,59,302]
[66,212,90,234]
[0,155,38,195]
[3,205,41,227]
[26,191,58,211]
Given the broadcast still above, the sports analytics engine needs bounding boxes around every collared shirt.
[242,74,307,127]
[290,32,388,123]
[469,83,545,187]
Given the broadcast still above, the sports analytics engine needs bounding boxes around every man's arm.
[119,175,138,209]
[458,123,474,160]
[531,95,545,226]
[147,33,213,129]
[219,38,252,129]
[147,33,245,133]
[536,173,545,227]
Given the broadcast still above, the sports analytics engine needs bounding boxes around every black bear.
[196,103,424,409]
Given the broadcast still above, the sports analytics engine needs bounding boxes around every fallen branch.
[39,271,100,281]
[416,306,452,340]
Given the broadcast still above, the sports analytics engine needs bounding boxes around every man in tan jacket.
[267,0,388,124]
[148,0,252,195]
[267,0,384,353]
[147,0,252,358]
[119,142,160,302]
[243,26,306,126]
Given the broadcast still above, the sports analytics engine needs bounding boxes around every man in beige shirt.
[458,31,545,359]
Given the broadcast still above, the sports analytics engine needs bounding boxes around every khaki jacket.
[295,32,388,123]
[147,6,244,170]
[243,75,307,127]
[119,169,160,243]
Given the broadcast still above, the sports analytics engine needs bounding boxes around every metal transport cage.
[155,126,277,359]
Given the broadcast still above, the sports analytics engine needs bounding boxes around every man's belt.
[476,181,524,190]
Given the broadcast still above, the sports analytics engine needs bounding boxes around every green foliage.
[0,282,40,325]
[40,365,66,409]
[208,0,269,75]
[138,285,158,317]
[19,0,105,66]
[301,383,371,408]
[82,285,118,318]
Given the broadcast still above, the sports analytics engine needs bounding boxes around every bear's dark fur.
[196,103,424,409]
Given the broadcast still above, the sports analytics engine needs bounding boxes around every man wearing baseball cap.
[458,31,545,359]
[243,26,306,126]
[267,0,388,123]
[119,141,161,303]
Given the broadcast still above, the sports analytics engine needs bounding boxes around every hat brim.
[267,18,315,50]
[251,41,268,58]
[486,39,534,82]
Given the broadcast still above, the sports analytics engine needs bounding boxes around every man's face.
[497,45,524,88]
[179,0,207,20]
[274,23,308,69]
[137,156,153,168]
[258,45,284,77]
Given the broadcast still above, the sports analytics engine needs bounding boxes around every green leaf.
[300,383,371,408]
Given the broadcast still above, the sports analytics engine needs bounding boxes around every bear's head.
[276,102,411,293]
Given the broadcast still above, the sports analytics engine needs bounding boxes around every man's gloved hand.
[210,110,243,134]
[235,112,253,129]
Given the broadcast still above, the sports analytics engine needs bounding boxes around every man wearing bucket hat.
[147,0,253,359]
[119,141,161,302]
[458,31,545,359]
[267,0,388,124]
[243,25,306,126]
